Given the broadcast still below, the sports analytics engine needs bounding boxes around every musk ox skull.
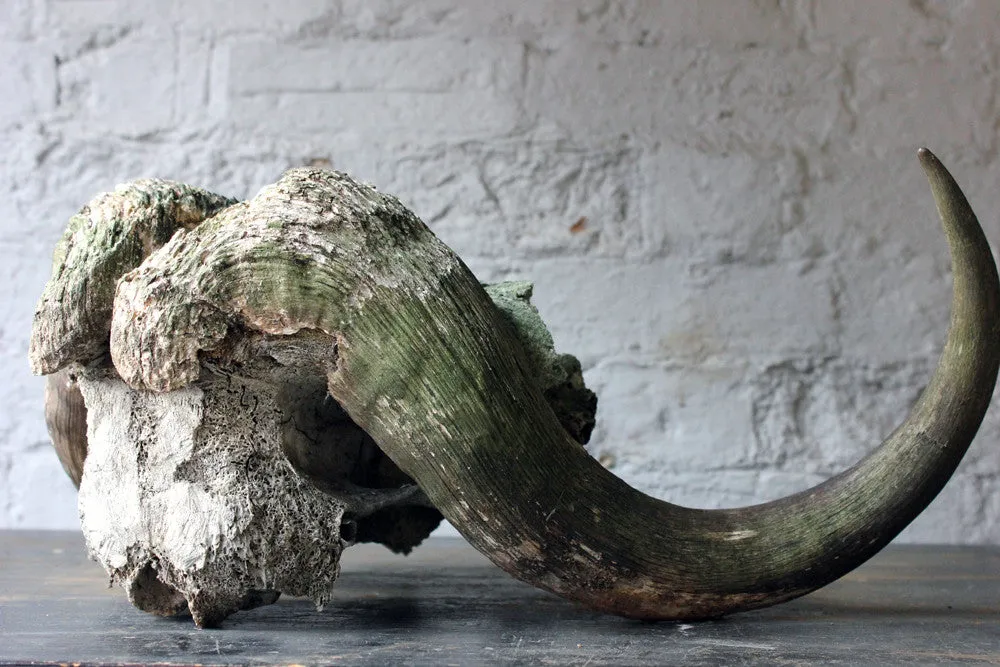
[29,149,1000,627]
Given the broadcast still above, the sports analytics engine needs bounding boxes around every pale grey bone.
[32,176,596,627]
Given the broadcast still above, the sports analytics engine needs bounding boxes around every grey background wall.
[4,0,1000,543]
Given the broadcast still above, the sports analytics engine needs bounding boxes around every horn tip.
[916,147,951,186]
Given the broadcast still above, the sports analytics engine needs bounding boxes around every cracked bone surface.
[29,178,596,628]
[29,150,1000,627]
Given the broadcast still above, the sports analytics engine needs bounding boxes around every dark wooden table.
[1,531,999,666]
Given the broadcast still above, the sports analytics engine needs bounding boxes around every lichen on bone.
[31,174,596,627]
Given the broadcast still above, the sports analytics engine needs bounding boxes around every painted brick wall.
[4,0,1000,543]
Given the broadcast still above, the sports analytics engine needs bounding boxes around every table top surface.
[1,531,999,666]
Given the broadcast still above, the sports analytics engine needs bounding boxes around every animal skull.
[30,149,1000,627]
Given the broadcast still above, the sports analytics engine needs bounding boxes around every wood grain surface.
[1,531,999,665]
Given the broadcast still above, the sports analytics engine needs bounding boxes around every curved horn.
[44,369,88,488]
[82,149,999,620]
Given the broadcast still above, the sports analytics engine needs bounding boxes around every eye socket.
[340,515,358,545]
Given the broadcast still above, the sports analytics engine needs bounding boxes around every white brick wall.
[4,0,1000,543]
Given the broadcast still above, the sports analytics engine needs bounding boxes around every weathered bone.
[30,149,999,626]
[30,179,595,627]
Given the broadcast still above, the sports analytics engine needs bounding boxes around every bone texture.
[31,176,596,627]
